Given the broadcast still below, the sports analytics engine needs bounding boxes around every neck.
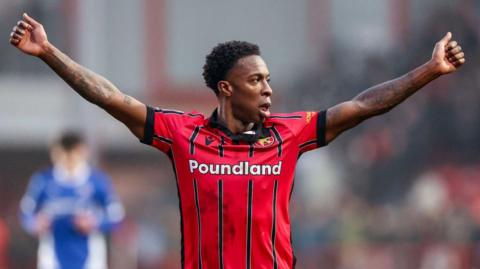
[57,161,86,177]
[217,103,254,134]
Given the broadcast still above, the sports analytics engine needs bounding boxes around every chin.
[256,113,267,123]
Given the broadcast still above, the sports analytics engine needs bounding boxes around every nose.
[262,81,273,97]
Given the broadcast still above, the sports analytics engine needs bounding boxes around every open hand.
[431,32,466,75]
[9,13,48,56]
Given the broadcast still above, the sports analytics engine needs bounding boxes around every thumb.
[438,32,452,46]
[23,13,41,28]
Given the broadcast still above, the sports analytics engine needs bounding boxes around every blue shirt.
[20,164,124,269]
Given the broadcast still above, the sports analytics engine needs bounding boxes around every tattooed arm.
[10,13,146,139]
[325,32,465,144]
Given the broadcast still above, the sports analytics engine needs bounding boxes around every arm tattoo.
[326,62,440,142]
[40,44,120,106]
[354,64,438,117]
[123,95,132,105]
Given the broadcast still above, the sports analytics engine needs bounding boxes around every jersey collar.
[207,109,270,143]
[53,162,91,186]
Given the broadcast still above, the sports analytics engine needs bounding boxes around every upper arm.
[19,174,46,231]
[20,174,46,215]
[103,93,147,141]
[326,100,368,143]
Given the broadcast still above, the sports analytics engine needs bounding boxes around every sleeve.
[94,173,125,233]
[295,110,328,154]
[140,106,188,153]
[19,173,47,234]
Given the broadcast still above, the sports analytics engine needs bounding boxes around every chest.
[172,125,297,163]
[44,180,95,201]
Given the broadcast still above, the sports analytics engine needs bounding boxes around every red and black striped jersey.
[141,107,327,269]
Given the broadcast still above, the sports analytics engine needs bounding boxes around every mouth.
[259,103,271,115]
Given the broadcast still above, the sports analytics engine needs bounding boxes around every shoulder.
[151,107,206,123]
[267,112,310,120]
[26,168,53,192]
[266,111,317,125]
[30,167,54,182]
[265,111,319,134]
[88,167,111,182]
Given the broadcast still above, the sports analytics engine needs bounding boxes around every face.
[50,144,88,170]
[221,55,273,124]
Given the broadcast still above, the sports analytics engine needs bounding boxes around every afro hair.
[202,41,260,95]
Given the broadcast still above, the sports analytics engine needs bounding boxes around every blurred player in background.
[10,13,464,268]
[19,131,125,269]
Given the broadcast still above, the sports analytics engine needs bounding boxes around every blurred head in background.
[50,131,89,173]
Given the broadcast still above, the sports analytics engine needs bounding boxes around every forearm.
[39,42,122,107]
[354,61,441,117]
[19,212,37,234]
[38,42,147,139]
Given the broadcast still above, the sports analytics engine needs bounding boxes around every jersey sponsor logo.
[255,136,275,147]
[189,160,282,175]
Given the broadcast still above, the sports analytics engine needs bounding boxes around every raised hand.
[431,32,466,75]
[9,13,48,56]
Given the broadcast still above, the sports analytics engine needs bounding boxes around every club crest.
[255,136,275,147]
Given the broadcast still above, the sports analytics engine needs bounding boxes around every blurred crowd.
[289,5,480,269]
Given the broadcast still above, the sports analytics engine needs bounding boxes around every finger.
[447,45,462,55]
[13,26,26,36]
[17,20,33,31]
[438,32,452,45]
[22,13,41,28]
[10,32,22,40]
[449,52,465,62]
[452,58,466,67]
[446,41,458,50]
[9,37,20,45]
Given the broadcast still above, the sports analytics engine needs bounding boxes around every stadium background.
[1,0,480,268]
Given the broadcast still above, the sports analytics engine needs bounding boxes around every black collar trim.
[208,109,270,143]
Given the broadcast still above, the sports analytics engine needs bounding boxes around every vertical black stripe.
[168,149,185,269]
[218,180,224,269]
[189,126,201,155]
[248,142,254,158]
[271,180,278,269]
[193,179,203,269]
[219,136,225,157]
[271,126,283,157]
[289,178,296,268]
[246,180,253,269]
[317,110,327,147]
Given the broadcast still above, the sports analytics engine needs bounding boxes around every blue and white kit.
[20,164,124,269]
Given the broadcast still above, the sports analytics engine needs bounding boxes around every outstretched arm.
[9,13,146,140]
[325,32,465,143]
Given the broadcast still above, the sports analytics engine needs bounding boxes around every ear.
[217,80,233,97]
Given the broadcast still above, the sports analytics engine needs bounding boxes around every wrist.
[38,41,53,59]
[425,59,444,77]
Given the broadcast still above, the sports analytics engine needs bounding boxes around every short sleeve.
[296,110,327,154]
[140,106,199,153]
